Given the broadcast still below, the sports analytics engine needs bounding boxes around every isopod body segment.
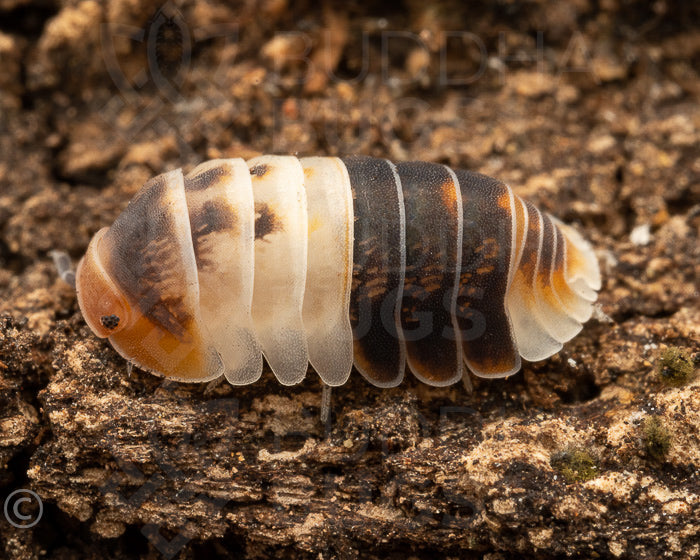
[76,155,601,388]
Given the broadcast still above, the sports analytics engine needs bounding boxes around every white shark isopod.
[75,155,601,395]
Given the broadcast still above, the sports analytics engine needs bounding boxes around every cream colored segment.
[506,206,563,362]
[558,220,601,290]
[248,155,309,385]
[549,224,595,324]
[551,217,601,300]
[185,158,263,385]
[506,271,563,362]
[159,169,201,325]
[509,196,529,286]
[299,157,354,386]
[504,184,520,292]
[531,212,583,344]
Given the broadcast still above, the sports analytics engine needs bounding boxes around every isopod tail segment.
[73,155,601,416]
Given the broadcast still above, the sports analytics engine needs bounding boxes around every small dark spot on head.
[184,167,228,191]
[254,202,282,240]
[250,164,269,178]
[101,314,121,330]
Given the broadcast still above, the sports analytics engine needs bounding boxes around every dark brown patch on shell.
[518,202,541,279]
[190,199,236,238]
[342,155,405,386]
[190,198,236,267]
[396,161,462,383]
[184,166,228,191]
[254,202,281,240]
[102,175,192,338]
[249,164,269,178]
[455,169,517,374]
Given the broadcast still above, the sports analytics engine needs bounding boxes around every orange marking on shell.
[535,260,552,290]
[552,266,577,309]
[109,314,211,381]
[551,240,586,312]
[469,353,517,376]
[497,191,511,211]
[308,215,323,235]
[479,238,499,259]
[563,235,588,280]
[440,178,458,208]
[535,260,565,311]
[512,269,537,307]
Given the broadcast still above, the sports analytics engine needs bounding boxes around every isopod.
[74,155,600,397]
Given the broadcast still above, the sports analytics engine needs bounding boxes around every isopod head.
[75,171,226,382]
[76,228,132,338]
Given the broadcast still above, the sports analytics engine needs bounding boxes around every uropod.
[68,155,601,416]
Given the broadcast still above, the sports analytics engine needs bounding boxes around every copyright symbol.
[4,489,43,528]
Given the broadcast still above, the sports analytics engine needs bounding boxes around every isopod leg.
[461,370,474,394]
[320,383,332,425]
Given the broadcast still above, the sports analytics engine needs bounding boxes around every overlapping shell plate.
[76,155,601,388]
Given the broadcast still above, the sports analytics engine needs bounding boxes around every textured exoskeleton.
[76,155,601,388]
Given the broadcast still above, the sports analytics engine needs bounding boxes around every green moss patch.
[550,448,599,483]
[642,416,672,462]
[657,347,695,387]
